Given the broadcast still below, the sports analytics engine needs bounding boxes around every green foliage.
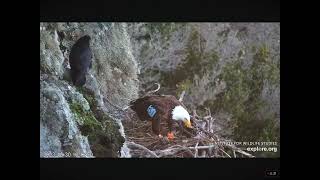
[160,30,219,93]
[176,79,192,96]
[77,87,96,107]
[254,44,269,62]
[260,117,280,142]
[206,44,279,143]
[252,44,280,86]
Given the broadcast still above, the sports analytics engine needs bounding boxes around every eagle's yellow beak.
[183,119,192,128]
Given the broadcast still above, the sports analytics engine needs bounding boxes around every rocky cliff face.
[40,23,280,158]
[40,23,138,157]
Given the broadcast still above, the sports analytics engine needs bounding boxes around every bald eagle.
[130,95,192,140]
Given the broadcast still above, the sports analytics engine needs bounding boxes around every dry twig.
[179,90,186,102]
[126,142,159,158]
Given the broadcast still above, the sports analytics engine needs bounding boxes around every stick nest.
[122,94,255,158]
[122,86,254,158]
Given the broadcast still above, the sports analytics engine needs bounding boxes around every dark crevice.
[57,31,67,55]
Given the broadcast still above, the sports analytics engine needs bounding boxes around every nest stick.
[126,142,159,158]
[194,141,199,158]
[146,83,160,95]
[234,147,255,157]
[219,148,232,158]
[179,90,186,102]
[155,145,194,157]
[124,104,255,158]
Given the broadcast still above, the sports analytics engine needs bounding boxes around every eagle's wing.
[151,116,161,135]
[167,117,174,132]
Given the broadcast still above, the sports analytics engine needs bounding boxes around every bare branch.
[179,90,186,102]
[192,110,200,119]
[200,150,206,157]
[146,83,160,94]
[234,149,255,158]
[208,117,212,132]
[223,144,255,158]
[220,148,231,158]
[155,145,194,157]
[156,144,216,154]
[194,141,199,158]
[188,145,215,150]
[126,142,159,158]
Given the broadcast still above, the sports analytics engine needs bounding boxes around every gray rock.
[40,81,93,157]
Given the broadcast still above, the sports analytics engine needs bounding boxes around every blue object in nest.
[147,105,157,118]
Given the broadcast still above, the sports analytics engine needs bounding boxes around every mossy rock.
[69,102,101,136]
[69,97,124,157]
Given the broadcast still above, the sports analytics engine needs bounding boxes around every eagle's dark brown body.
[69,35,93,87]
[130,95,185,135]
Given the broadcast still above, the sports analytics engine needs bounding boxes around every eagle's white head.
[171,105,192,128]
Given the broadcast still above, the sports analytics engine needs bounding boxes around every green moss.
[85,113,124,157]
[76,87,96,108]
[69,102,101,136]
[69,88,125,157]
[84,94,95,107]
[254,44,270,62]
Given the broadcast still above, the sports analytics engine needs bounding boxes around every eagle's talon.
[167,132,175,140]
